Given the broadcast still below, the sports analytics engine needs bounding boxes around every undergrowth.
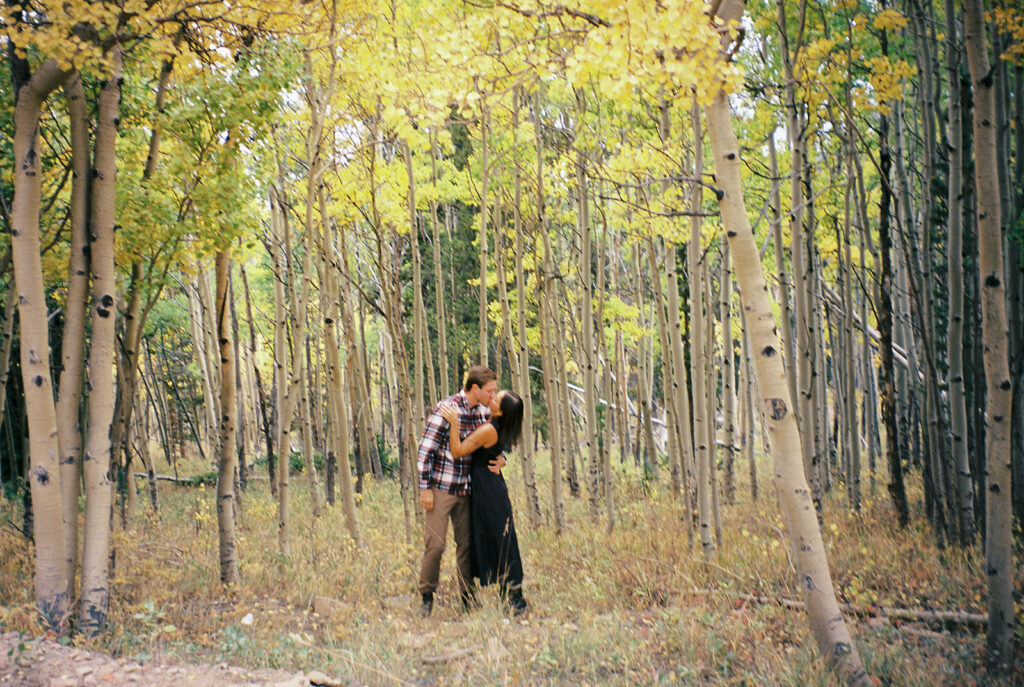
[0,449,1020,686]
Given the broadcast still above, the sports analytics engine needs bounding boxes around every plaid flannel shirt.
[417,390,489,496]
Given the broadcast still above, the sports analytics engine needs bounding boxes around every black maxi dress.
[468,423,524,588]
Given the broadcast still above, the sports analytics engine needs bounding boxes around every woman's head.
[490,390,524,450]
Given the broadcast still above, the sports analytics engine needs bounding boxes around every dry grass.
[0,449,1020,686]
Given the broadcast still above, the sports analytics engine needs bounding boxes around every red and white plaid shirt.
[417,390,489,495]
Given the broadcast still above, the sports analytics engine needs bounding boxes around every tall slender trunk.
[534,93,565,531]
[944,0,974,544]
[720,242,736,503]
[56,71,90,597]
[575,100,600,516]
[513,96,540,526]
[479,109,490,366]
[429,136,450,395]
[79,47,122,637]
[707,4,872,684]
[689,109,713,554]
[11,57,72,634]
[271,186,292,556]
[963,0,1015,670]
[877,59,910,526]
[317,188,360,545]
[215,250,239,583]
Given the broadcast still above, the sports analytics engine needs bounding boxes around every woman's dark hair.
[494,391,524,450]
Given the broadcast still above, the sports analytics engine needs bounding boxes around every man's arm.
[417,409,446,492]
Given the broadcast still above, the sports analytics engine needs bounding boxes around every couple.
[416,365,528,617]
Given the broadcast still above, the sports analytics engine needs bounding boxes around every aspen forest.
[2,0,1023,684]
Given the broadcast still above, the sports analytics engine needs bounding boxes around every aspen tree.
[963,0,1016,669]
[215,249,240,583]
[688,107,713,553]
[720,242,736,503]
[534,91,565,531]
[79,47,122,636]
[10,56,71,634]
[706,3,872,683]
[404,143,427,428]
[513,93,540,526]
[55,72,89,596]
[479,108,490,367]
[316,188,360,545]
[595,181,616,531]
[943,0,974,544]
[429,136,450,395]
[270,186,292,555]
[576,91,601,516]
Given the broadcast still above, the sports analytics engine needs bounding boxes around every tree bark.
[215,250,240,584]
[11,57,72,634]
[963,0,1016,670]
[56,71,90,598]
[79,47,123,637]
[707,4,872,684]
[944,0,974,544]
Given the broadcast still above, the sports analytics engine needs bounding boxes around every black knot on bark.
[984,273,1001,287]
[715,188,725,201]
[726,152,736,160]
[32,466,50,485]
[999,380,1011,390]
[727,230,737,237]
[101,294,114,307]
[97,308,110,318]
[762,346,776,357]
[765,398,787,420]
[989,483,1000,493]
[33,375,44,387]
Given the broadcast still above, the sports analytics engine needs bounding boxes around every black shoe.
[419,592,433,617]
[508,588,528,617]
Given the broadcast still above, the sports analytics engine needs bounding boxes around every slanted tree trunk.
[963,0,1016,670]
[79,47,122,637]
[215,249,239,584]
[11,57,72,635]
[706,4,872,684]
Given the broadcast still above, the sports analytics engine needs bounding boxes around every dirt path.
[0,633,356,687]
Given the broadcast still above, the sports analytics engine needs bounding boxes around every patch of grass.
[0,447,1019,685]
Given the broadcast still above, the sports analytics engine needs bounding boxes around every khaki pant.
[418,487,473,597]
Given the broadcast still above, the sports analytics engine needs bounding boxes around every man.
[416,365,502,617]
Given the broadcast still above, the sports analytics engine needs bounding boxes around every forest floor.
[0,631,350,687]
[1,450,1021,686]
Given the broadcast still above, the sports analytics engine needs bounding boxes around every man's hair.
[464,365,497,392]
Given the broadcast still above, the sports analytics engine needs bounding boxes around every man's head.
[463,365,497,408]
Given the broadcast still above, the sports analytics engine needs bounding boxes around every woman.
[440,390,528,615]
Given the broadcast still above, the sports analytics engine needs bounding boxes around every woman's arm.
[439,404,497,457]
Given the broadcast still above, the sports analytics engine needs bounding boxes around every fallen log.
[737,593,987,627]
